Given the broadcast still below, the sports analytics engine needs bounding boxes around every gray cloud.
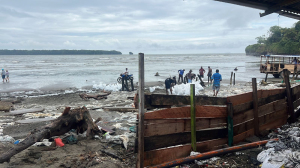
[0,0,297,53]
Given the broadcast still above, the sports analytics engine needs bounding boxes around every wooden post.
[122,77,125,91]
[137,53,145,168]
[190,84,196,151]
[227,103,233,146]
[265,73,268,82]
[131,78,134,91]
[252,78,259,136]
[230,72,233,85]
[233,73,235,85]
[284,69,296,123]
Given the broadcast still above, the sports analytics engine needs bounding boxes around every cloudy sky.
[0,0,298,54]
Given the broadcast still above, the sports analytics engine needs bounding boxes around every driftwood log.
[79,92,111,100]
[0,106,102,163]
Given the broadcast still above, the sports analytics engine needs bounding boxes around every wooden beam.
[144,118,227,137]
[144,138,227,167]
[137,53,145,168]
[284,69,296,123]
[150,94,227,106]
[252,78,259,136]
[144,106,227,120]
[144,128,227,151]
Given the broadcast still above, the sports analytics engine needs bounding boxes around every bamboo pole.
[190,84,196,151]
[252,78,259,136]
[137,53,145,168]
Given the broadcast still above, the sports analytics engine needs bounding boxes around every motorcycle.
[117,74,133,84]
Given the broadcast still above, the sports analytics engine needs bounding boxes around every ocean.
[0,53,266,93]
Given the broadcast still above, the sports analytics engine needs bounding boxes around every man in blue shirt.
[211,69,222,96]
[178,69,185,83]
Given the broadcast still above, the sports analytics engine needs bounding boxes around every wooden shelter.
[215,0,300,20]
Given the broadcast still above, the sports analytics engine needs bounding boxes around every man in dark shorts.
[178,69,185,83]
[207,66,212,85]
[165,76,176,95]
[212,69,222,96]
[1,69,5,83]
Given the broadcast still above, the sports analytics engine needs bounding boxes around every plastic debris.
[54,138,64,147]
[119,134,129,149]
[0,135,15,142]
[33,139,52,147]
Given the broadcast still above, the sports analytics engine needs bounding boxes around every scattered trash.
[14,140,19,144]
[119,134,129,149]
[0,135,15,142]
[129,126,136,133]
[64,135,77,144]
[33,139,52,147]
[54,138,64,147]
[190,151,201,156]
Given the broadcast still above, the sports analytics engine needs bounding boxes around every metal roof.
[215,0,300,20]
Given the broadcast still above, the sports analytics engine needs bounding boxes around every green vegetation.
[245,21,300,56]
[0,49,122,55]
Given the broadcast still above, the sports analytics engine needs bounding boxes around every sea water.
[0,53,266,93]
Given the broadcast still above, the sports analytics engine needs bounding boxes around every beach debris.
[96,124,115,135]
[103,107,138,112]
[119,134,129,149]
[0,135,15,142]
[4,108,44,116]
[0,106,102,163]
[79,92,111,100]
[0,101,13,112]
[32,139,52,147]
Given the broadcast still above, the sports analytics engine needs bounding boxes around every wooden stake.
[233,73,235,85]
[137,53,145,168]
[122,77,125,91]
[265,73,268,82]
[131,78,134,91]
[230,72,233,85]
[190,84,196,151]
[284,69,296,123]
[252,78,259,136]
[227,103,233,146]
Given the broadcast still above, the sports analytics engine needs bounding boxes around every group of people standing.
[1,69,9,83]
[165,66,222,96]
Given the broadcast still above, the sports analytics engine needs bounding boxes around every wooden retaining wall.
[138,84,300,167]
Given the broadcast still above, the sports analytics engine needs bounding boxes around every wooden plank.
[233,129,254,145]
[292,84,300,95]
[5,108,44,115]
[233,109,287,135]
[233,99,286,125]
[144,106,227,120]
[150,94,227,106]
[144,138,227,167]
[144,118,227,137]
[252,78,259,136]
[233,114,287,145]
[227,92,253,106]
[144,128,227,151]
[231,90,286,113]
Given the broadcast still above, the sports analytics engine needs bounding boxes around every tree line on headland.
[0,49,122,55]
[245,21,300,56]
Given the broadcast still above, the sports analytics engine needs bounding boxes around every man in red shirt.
[199,66,205,78]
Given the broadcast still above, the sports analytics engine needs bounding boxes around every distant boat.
[129,52,133,55]
[234,67,238,71]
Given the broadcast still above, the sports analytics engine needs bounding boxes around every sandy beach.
[0,79,299,168]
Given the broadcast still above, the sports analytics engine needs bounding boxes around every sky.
[0,0,298,54]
